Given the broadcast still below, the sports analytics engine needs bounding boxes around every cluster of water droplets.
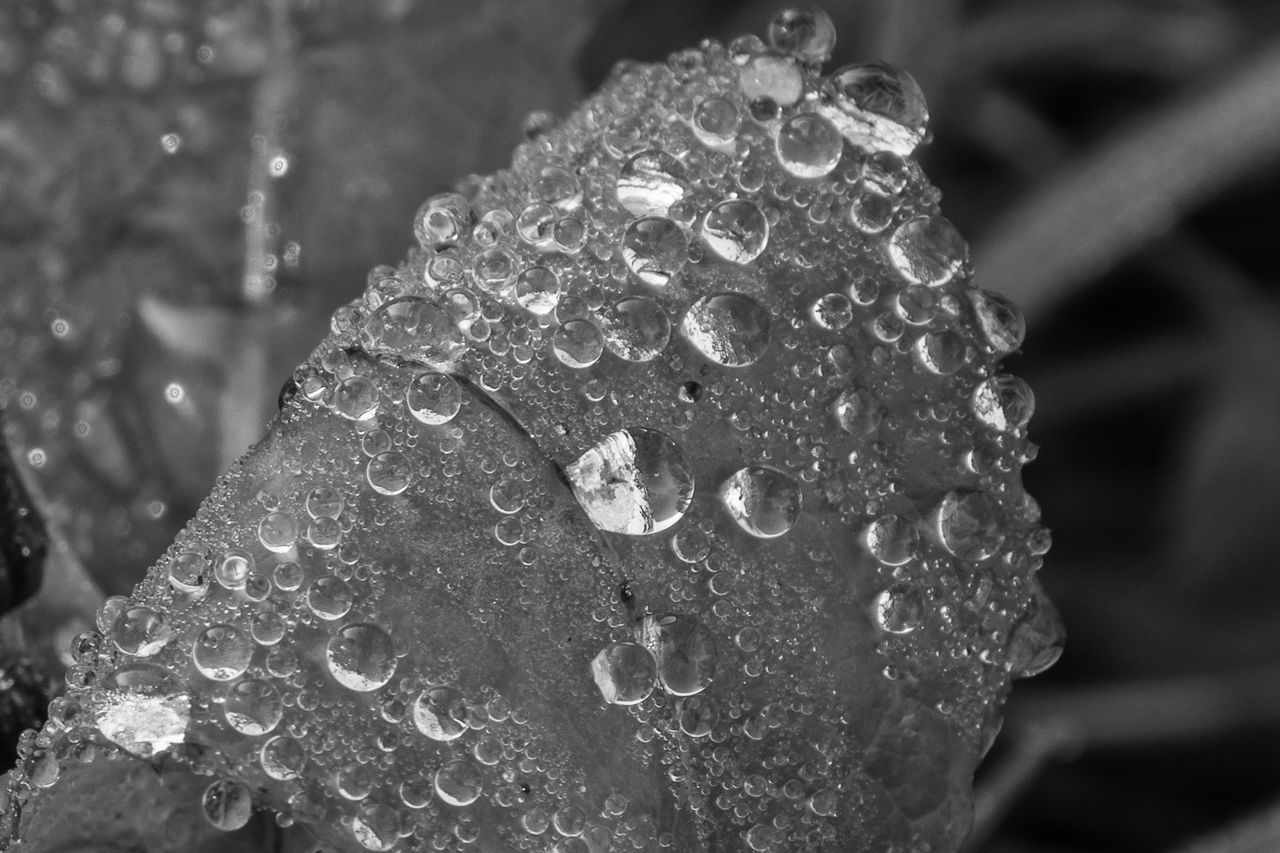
[3,7,1060,853]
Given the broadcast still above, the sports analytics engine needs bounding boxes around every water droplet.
[413,686,468,741]
[599,297,671,362]
[693,97,741,147]
[552,319,604,368]
[361,296,465,363]
[639,614,715,696]
[332,375,379,421]
[590,642,656,705]
[215,549,253,590]
[273,561,304,592]
[202,780,253,831]
[823,62,928,156]
[405,372,461,425]
[617,151,689,217]
[972,375,1035,432]
[566,428,693,535]
[414,193,473,249]
[719,466,801,538]
[535,165,582,210]
[887,216,967,287]
[680,293,771,367]
[739,53,803,106]
[251,611,285,645]
[258,511,298,553]
[554,805,587,837]
[515,266,562,315]
[489,478,525,514]
[936,490,1005,561]
[192,624,253,681]
[849,190,896,233]
[767,6,837,62]
[261,735,306,780]
[326,624,397,692]
[810,292,853,330]
[677,695,717,737]
[776,113,842,178]
[112,605,173,657]
[337,763,375,800]
[435,759,483,806]
[224,679,283,735]
[168,550,210,595]
[622,217,688,286]
[831,387,882,435]
[702,200,769,264]
[671,526,711,563]
[863,514,919,566]
[307,577,354,620]
[809,789,838,816]
[367,451,413,496]
[970,289,1026,354]
[352,803,399,851]
[914,330,968,375]
[874,584,924,633]
[1008,589,1064,678]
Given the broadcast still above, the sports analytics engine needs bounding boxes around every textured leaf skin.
[0,12,1059,853]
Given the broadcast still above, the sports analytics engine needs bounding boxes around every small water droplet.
[888,216,967,287]
[617,151,689,217]
[193,624,253,681]
[776,113,843,178]
[224,679,283,735]
[405,372,461,425]
[719,466,801,538]
[566,428,693,535]
[936,490,1005,561]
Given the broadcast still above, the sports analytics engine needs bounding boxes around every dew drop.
[552,319,604,368]
[405,372,461,425]
[702,200,769,264]
[776,113,842,178]
[261,735,306,780]
[566,428,693,535]
[823,62,928,156]
[202,780,253,831]
[367,451,413,496]
[360,296,465,363]
[863,514,919,566]
[224,679,283,736]
[738,52,803,107]
[677,695,717,737]
[326,623,397,692]
[258,511,298,553]
[970,289,1027,355]
[622,217,688,286]
[351,804,399,851]
[413,686,468,741]
[719,466,801,538]
[639,614,716,696]
[414,192,473,249]
[874,584,925,633]
[112,605,173,657]
[332,375,379,421]
[914,330,968,375]
[590,642,656,705]
[307,577,354,620]
[599,297,671,362]
[435,759,483,807]
[168,550,210,595]
[831,387,882,435]
[936,490,1005,561]
[810,292,853,330]
[693,97,740,147]
[887,215,967,287]
[617,151,689,217]
[972,375,1035,432]
[215,549,253,590]
[680,293,771,367]
[767,6,837,61]
[192,624,253,681]
[515,266,561,315]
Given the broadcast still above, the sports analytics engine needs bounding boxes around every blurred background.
[2,0,1280,851]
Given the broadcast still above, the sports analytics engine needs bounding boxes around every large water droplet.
[622,217,688,286]
[864,514,919,566]
[96,663,189,757]
[767,6,837,62]
[692,97,741,148]
[776,113,842,179]
[566,428,693,535]
[617,151,689,217]
[738,53,804,107]
[680,293,771,367]
[258,511,298,553]
[887,216,967,287]
[326,624,397,692]
[405,371,461,425]
[332,375,379,421]
[360,296,465,363]
[414,193,473,249]
[168,550,210,595]
[112,605,173,657]
[515,266,561,315]
[202,780,253,831]
[874,584,925,634]
[413,686,468,741]
[972,375,1035,432]
[224,678,283,735]
[599,297,671,362]
[719,466,802,538]
[639,614,715,696]
[1008,588,1064,678]
[367,451,413,496]
[261,735,306,780]
[435,759,483,806]
[192,624,253,681]
[831,387,882,435]
[678,695,717,737]
[702,200,769,264]
[215,549,253,590]
[914,330,968,375]
[552,319,604,368]
[352,803,399,851]
[822,62,928,156]
[307,576,354,620]
[970,289,1026,355]
[590,642,656,705]
[936,490,1005,561]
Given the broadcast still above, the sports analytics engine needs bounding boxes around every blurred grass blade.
[975,43,1280,322]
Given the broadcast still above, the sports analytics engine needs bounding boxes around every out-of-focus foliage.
[2,0,1280,851]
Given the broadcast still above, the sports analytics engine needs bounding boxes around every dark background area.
[3,1,1280,851]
